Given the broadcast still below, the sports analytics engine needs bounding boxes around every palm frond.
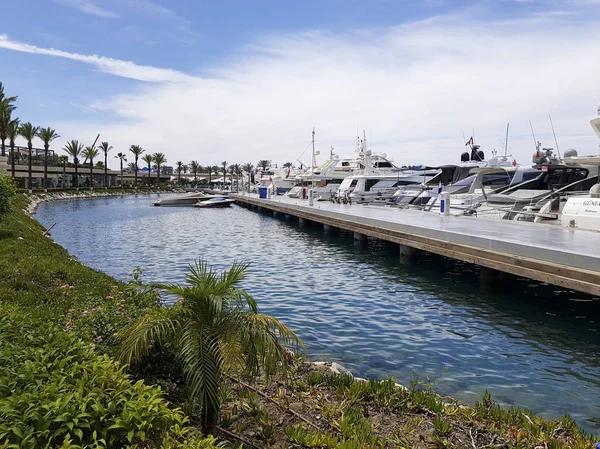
[178,324,222,412]
[117,309,181,365]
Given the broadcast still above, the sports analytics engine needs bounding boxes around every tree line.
[1,82,298,191]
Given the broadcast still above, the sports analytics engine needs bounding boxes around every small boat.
[153,192,216,206]
[194,197,235,208]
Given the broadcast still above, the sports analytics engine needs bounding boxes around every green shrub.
[0,306,208,449]
[0,174,16,222]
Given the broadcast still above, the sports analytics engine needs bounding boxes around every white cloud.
[11,12,600,168]
[0,34,194,83]
[54,0,118,18]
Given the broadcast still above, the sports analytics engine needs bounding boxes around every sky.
[1,0,600,170]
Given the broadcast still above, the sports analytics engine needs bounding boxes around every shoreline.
[4,193,597,447]
[24,188,172,216]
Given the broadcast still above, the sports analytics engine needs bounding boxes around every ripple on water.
[35,195,600,433]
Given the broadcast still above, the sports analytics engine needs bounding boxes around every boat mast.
[504,123,509,157]
[311,128,315,190]
[549,114,561,160]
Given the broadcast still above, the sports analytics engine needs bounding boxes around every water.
[35,194,600,433]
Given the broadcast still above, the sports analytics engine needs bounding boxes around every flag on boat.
[286,168,290,178]
[465,137,474,146]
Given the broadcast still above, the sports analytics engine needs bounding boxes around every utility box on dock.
[440,192,450,216]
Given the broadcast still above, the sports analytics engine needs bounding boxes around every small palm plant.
[118,260,301,432]
[98,142,113,188]
[82,145,100,189]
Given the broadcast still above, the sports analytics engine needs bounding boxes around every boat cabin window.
[521,171,541,182]
[481,173,513,186]
[543,168,589,190]
[365,179,380,191]
[374,161,394,168]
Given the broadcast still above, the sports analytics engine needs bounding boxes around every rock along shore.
[24,189,170,216]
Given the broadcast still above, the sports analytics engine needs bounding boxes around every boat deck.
[231,194,600,297]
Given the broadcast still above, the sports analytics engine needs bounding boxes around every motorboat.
[560,110,600,231]
[468,158,598,221]
[194,196,235,208]
[153,191,220,206]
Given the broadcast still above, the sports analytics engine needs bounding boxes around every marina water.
[35,194,600,433]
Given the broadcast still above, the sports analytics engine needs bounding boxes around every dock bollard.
[308,189,314,206]
[440,191,450,216]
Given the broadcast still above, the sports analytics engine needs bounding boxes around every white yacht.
[286,149,364,200]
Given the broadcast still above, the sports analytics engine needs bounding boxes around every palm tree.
[234,163,243,191]
[189,160,200,184]
[152,152,166,186]
[82,145,100,189]
[242,163,254,192]
[18,122,40,193]
[129,144,144,188]
[7,118,20,177]
[141,154,154,188]
[258,160,270,171]
[57,155,68,188]
[176,161,184,185]
[228,164,236,191]
[115,152,127,187]
[63,140,84,189]
[211,165,220,186]
[37,127,60,191]
[118,260,301,432]
[221,160,227,187]
[98,142,113,188]
[0,82,17,157]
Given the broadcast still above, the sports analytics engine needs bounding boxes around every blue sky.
[1,0,600,168]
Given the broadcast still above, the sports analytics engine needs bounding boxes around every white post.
[308,188,314,206]
[440,191,450,216]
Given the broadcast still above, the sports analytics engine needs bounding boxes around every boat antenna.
[472,128,476,144]
[529,119,538,151]
[504,123,509,157]
[548,113,561,159]
[462,130,467,146]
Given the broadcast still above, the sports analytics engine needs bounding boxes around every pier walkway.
[231,194,600,297]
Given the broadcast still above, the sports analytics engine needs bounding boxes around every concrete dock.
[231,194,600,297]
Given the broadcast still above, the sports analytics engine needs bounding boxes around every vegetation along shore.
[0,181,597,448]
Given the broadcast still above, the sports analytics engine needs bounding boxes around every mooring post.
[399,244,417,259]
[354,232,366,241]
